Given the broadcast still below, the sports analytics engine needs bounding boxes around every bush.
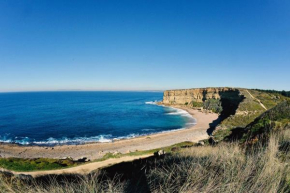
[190,101,203,107]
[203,99,223,113]
[0,158,79,172]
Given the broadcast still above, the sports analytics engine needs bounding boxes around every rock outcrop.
[161,87,245,135]
[162,87,240,105]
[161,87,289,141]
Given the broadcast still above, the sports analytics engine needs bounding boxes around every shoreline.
[0,105,218,160]
[0,103,196,147]
[0,126,194,147]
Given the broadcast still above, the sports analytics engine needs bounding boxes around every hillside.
[161,87,288,140]
[223,100,290,143]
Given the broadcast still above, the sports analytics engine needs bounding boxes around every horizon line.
[0,89,166,93]
[1,87,289,94]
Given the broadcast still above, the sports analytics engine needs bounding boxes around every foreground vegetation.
[0,141,195,172]
[1,130,290,193]
[148,132,290,192]
[0,158,81,172]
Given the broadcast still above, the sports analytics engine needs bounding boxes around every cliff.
[161,87,288,140]
[162,87,240,105]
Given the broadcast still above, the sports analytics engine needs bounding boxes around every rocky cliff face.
[162,87,289,141]
[162,87,240,105]
[162,87,245,135]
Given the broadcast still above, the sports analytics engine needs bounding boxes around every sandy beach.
[0,106,218,161]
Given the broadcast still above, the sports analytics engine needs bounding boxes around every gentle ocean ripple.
[0,92,195,145]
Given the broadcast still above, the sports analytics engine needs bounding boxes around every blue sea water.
[0,92,195,145]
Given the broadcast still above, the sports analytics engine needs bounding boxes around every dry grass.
[1,131,290,193]
[148,131,290,193]
[0,173,125,193]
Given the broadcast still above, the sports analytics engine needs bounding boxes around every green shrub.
[0,158,79,172]
[190,101,203,107]
[203,99,223,113]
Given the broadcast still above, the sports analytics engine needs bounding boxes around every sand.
[0,106,218,160]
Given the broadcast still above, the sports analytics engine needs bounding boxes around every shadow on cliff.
[207,90,245,136]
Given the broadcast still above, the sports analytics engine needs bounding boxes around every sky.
[0,0,290,92]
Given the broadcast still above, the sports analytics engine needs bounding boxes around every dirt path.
[1,154,153,177]
[246,90,267,110]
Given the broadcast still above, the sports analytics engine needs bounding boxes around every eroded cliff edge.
[162,87,240,105]
[161,87,287,140]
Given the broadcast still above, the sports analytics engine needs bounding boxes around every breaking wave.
[0,134,113,145]
[145,101,158,105]
[166,108,193,118]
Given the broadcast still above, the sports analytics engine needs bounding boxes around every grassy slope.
[0,158,81,172]
[214,89,288,140]
[1,131,290,193]
[249,89,288,109]
[219,89,265,129]
[240,100,290,142]
[149,131,290,192]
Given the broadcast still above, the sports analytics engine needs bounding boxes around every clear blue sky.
[0,0,289,92]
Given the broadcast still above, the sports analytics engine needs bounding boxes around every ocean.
[0,91,195,145]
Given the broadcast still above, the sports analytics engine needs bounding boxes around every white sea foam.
[0,125,195,145]
[145,101,158,105]
[186,122,197,126]
[166,107,195,118]
[159,127,186,134]
[113,133,140,141]
[33,135,113,145]
[145,100,195,119]
[0,134,14,144]
[0,134,113,145]
[146,100,197,128]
